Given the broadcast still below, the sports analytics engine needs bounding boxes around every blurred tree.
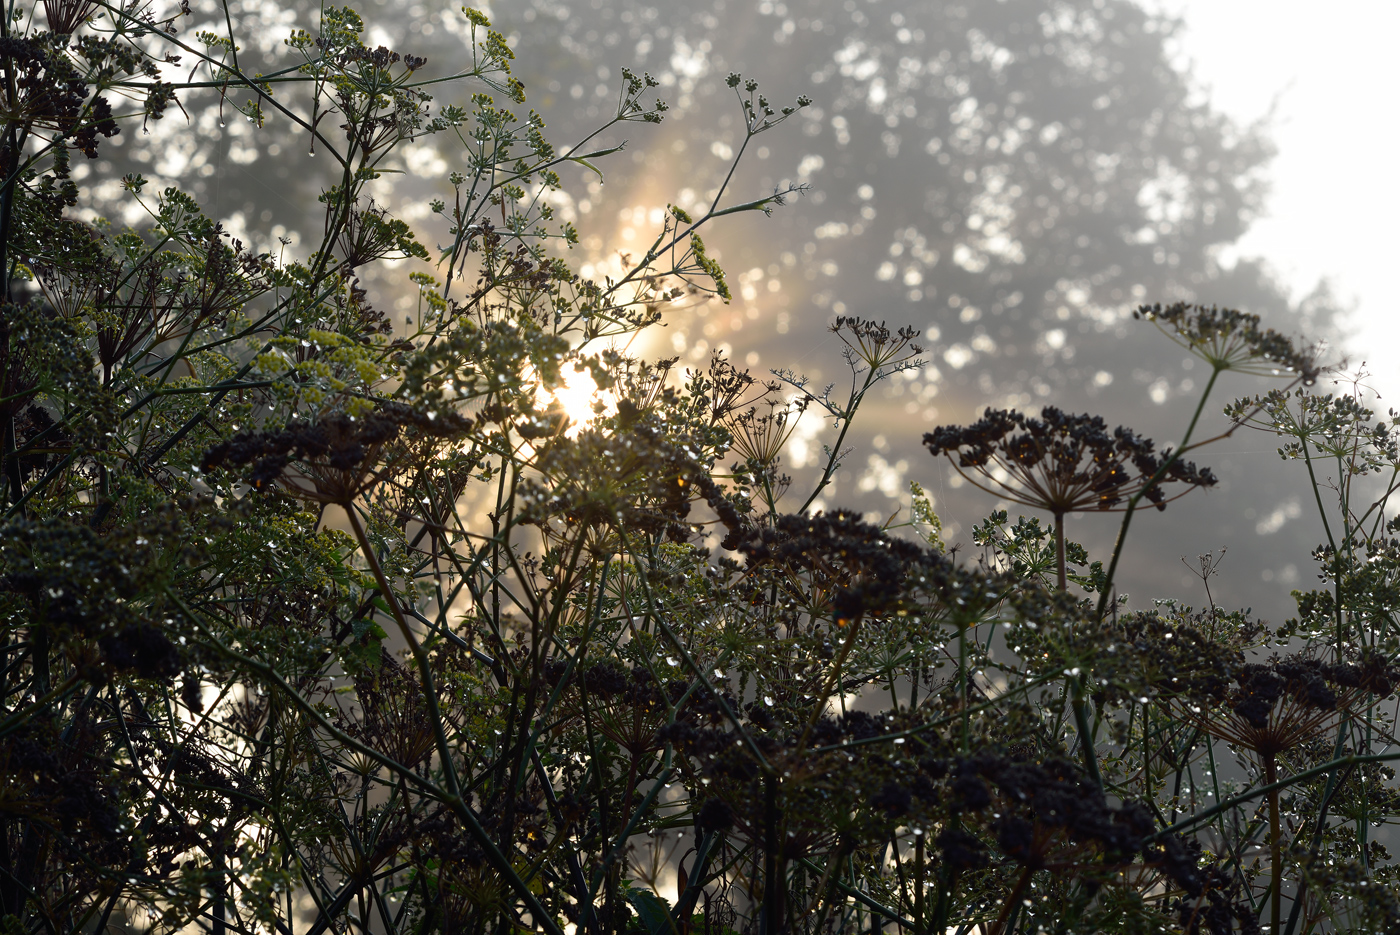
[501,0,1340,386]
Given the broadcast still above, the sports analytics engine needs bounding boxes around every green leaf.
[627,889,676,935]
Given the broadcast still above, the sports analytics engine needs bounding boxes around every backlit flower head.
[200,402,471,504]
[924,406,1217,517]
[1135,302,1319,383]
[1163,651,1399,758]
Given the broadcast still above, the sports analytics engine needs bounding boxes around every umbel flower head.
[924,406,1217,518]
[725,395,808,469]
[1135,302,1319,383]
[200,402,471,504]
[730,509,940,622]
[1163,651,1400,758]
[831,315,923,372]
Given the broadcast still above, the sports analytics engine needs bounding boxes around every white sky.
[1161,0,1400,398]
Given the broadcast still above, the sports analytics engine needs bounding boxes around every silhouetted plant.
[925,406,1217,589]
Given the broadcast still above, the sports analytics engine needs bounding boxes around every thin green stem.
[1097,366,1221,620]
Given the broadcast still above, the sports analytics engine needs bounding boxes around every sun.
[543,364,615,437]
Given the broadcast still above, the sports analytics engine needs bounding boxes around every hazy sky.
[1161,0,1400,398]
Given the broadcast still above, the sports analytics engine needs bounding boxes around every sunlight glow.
[541,364,616,437]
